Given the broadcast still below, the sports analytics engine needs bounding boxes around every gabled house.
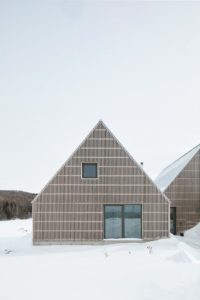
[32,121,170,244]
[155,144,200,235]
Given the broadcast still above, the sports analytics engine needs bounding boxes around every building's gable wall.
[165,150,200,233]
[33,122,169,244]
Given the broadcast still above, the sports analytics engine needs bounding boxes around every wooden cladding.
[165,150,200,234]
[33,121,169,244]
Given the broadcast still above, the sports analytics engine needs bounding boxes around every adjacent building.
[155,144,200,235]
[32,120,170,244]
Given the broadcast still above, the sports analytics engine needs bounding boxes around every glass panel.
[124,205,142,238]
[82,163,97,178]
[104,206,122,238]
[170,207,176,234]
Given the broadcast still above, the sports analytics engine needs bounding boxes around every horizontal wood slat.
[33,121,169,244]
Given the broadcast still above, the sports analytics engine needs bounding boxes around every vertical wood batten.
[32,121,169,244]
[165,151,200,234]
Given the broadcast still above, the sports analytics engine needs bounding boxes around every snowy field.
[0,219,200,300]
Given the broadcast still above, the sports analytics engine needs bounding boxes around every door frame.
[103,204,142,239]
[170,207,177,235]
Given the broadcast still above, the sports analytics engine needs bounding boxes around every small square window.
[82,163,98,178]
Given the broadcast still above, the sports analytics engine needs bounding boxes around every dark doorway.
[170,207,176,235]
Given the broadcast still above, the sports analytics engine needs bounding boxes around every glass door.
[104,204,142,239]
[104,205,122,238]
[124,205,142,238]
[170,207,176,235]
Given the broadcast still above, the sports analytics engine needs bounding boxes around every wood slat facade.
[163,148,200,234]
[32,121,170,244]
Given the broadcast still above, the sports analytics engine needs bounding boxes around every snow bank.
[184,223,200,240]
[167,249,194,263]
[0,218,32,237]
[0,219,200,300]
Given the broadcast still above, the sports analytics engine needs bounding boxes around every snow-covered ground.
[0,219,200,300]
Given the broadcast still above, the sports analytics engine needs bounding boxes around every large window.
[104,204,142,239]
[82,163,98,178]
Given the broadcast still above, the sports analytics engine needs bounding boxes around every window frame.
[104,204,142,239]
[170,207,176,235]
[82,162,98,179]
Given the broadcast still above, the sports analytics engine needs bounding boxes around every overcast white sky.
[0,0,200,193]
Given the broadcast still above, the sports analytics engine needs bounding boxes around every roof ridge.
[33,120,169,204]
[97,121,170,204]
[32,120,103,203]
[155,143,200,191]
[159,143,200,174]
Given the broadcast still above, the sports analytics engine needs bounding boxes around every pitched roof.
[155,144,200,191]
[33,120,170,204]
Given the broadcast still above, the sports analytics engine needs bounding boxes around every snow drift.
[0,219,200,300]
